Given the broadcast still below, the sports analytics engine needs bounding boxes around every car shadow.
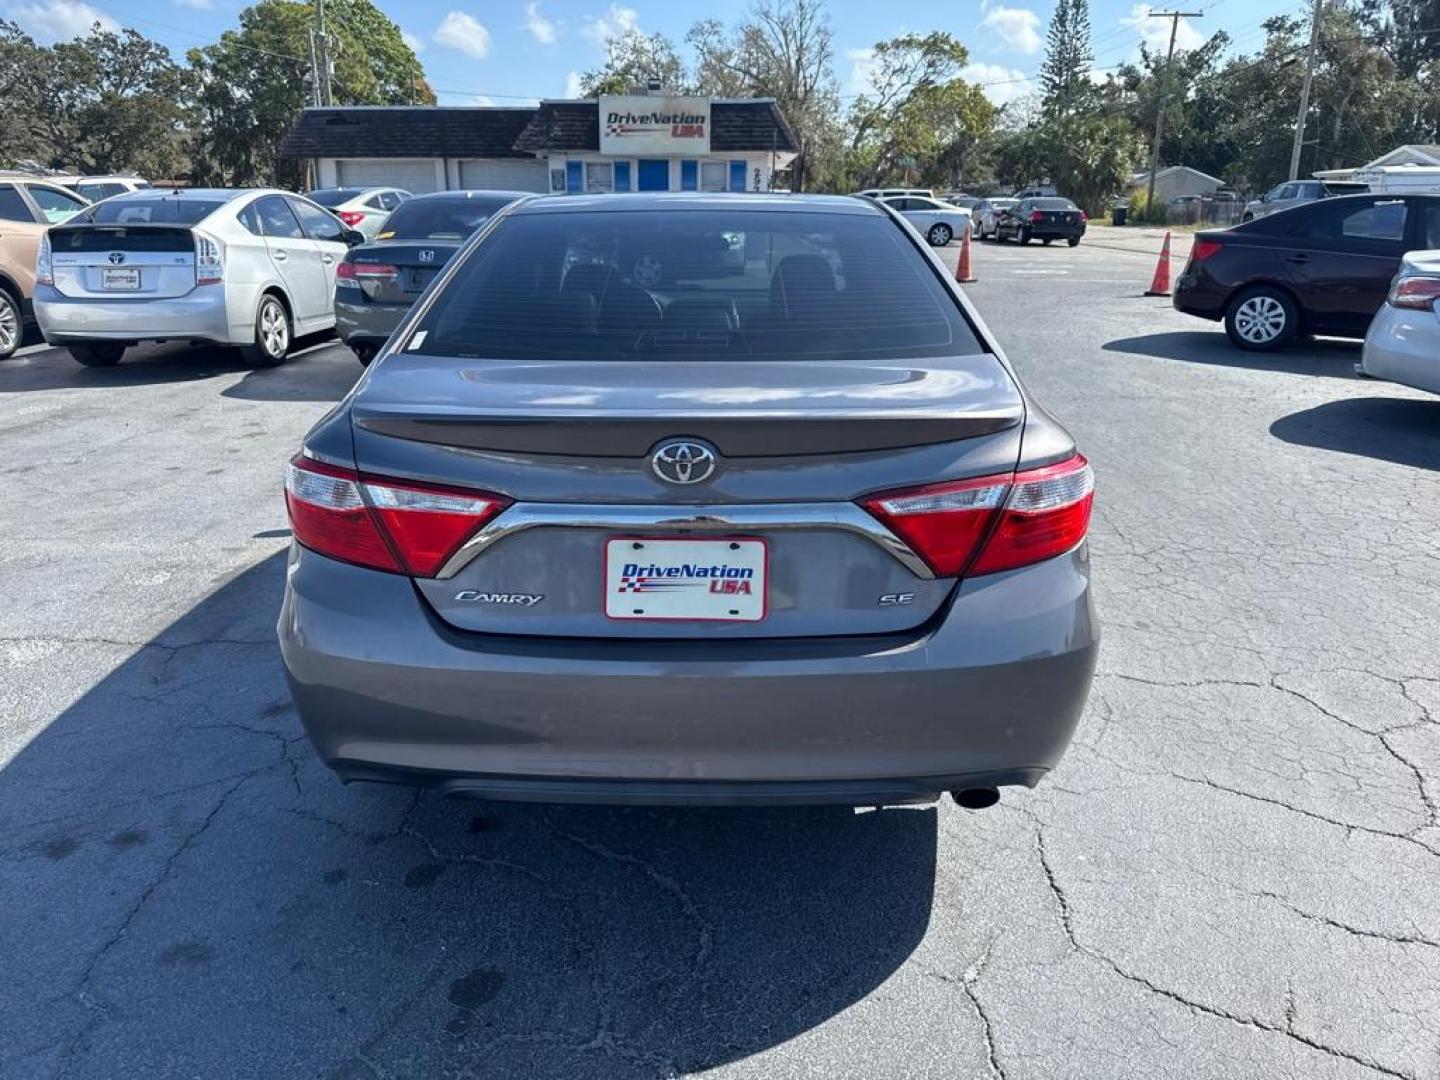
[0,336,357,403]
[1104,331,1363,378]
[1270,396,1440,470]
[1,553,937,1080]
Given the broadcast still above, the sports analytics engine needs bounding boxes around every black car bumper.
[1172,271,1227,321]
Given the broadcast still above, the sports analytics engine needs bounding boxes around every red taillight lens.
[337,210,366,227]
[1079,210,1087,221]
[284,456,509,577]
[1389,276,1440,311]
[1191,238,1224,262]
[860,454,1094,578]
[1030,210,1046,223]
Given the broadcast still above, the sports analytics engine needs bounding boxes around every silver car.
[975,198,1019,240]
[35,188,362,367]
[306,187,411,240]
[1243,179,1369,221]
[880,195,973,246]
[1361,249,1440,394]
[278,193,1098,808]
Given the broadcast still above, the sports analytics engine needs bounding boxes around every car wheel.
[351,343,377,366]
[1067,238,1081,248]
[240,294,291,368]
[927,223,952,246]
[1242,213,1254,223]
[0,287,19,360]
[1019,227,1032,245]
[67,342,125,367]
[1224,286,1298,351]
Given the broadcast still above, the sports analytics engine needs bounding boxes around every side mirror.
[343,229,366,247]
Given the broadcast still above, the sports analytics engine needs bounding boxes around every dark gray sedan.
[280,193,1098,808]
[334,190,534,363]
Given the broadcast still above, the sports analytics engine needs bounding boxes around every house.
[1313,144,1440,182]
[1126,166,1224,203]
[278,94,799,196]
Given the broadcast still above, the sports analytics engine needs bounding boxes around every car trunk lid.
[342,240,462,305]
[345,354,1025,639]
[46,225,199,299]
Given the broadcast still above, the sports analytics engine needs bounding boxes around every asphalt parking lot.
[3,232,1439,1080]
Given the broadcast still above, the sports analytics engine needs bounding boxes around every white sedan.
[1360,250,1440,395]
[880,196,973,247]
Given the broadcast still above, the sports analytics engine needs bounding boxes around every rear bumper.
[1028,224,1086,240]
[1173,274,1226,320]
[33,283,242,345]
[334,295,408,348]
[278,544,1099,805]
[1362,305,1440,395]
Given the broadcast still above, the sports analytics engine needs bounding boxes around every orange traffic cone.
[1145,231,1172,296]
[955,221,977,284]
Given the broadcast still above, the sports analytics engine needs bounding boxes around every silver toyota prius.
[278,193,1098,808]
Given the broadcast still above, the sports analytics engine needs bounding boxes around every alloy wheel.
[0,292,17,356]
[260,300,289,358]
[1233,295,1287,344]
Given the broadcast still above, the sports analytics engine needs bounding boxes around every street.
[3,234,1439,1079]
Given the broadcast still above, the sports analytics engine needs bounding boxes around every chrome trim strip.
[437,502,934,580]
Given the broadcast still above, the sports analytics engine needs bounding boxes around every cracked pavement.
[2,236,1439,1078]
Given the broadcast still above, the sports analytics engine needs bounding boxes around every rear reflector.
[284,455,509,576]
[1389,276,1440,311]
[860,454,1094,578]
[1191,239,1224,262]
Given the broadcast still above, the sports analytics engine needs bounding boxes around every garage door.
[458,159,548,193]
[335,160,440,194]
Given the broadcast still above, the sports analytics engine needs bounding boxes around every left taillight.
[860,454,1094,578]
[284,455,510,577]
[1388,275,1440,311]
[194,231,224,285]
[1030,210,1046,223]
[36,232,52,285]
[337,210,366,227]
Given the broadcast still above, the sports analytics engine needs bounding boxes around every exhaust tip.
[952,787,1000,810]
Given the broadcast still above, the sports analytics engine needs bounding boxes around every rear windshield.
[308,188,364,207]
[78,197,226,225]
[409,209,983,362]
[379,196,519,240]
[1031,198,1078,210]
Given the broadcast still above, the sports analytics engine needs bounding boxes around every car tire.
[351,343,377,366]
[927,223,952,246]
[1067,238,1081,247]
[1242,213,1254,223]
[67,342,125,367]
[239,294,291,368]
[1224,286,1298,351]
[0,286,20,360]
[1019,227,1032,245]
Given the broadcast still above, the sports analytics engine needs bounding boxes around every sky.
[1,0,1303,109]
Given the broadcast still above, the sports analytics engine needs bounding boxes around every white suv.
[34,188,362,367]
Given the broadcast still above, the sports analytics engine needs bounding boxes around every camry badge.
[651,440,718,485]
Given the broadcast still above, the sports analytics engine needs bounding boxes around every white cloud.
[962,62,1035,105]
[845,46,877,94]
[434,10,491,59]
[980,6,1041,55]
[581,3,638,46]
[470,94,497,106]
[400,27,424,53]
[564,70,585,97]
[4,0,115,41]
[171,0,212,9]
[524,0,558,44]
[1122,3,1204,54]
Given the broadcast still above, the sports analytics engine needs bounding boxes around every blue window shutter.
[680,160,698,191]
[565,161,583,193]
[729,160,747,192]
[614,161,631,192]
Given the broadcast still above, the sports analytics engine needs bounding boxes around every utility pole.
[312,0,332,107]
[1144,11,1203,219]
[1288,0,1323,180]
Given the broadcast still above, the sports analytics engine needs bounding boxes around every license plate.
[101,267,141,290]
[604,537,767,622]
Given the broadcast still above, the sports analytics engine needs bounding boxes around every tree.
[0,21,45,166]
[188,0,431,187]
[579,30,689,96]
[1039,0,1095,117]
[687,0,842,189]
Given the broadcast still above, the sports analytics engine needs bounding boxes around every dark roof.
[283,101,799,159]
[515,192,875,215]
[279,107,538,160]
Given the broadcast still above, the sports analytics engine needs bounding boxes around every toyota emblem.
[108,252,126,265]
[651,440,718,485]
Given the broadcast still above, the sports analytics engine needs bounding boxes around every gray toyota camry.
[278,193,1098,808]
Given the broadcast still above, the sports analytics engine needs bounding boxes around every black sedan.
[993,197,1087,246]
[334,190,535,364]
[1174,193,1440,351]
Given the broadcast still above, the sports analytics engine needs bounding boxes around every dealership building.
[279,94,798,196]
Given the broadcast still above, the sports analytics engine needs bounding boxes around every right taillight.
[284,455,510,577]
[1190,238,1223,262]
[337,210,366,227]
[861,454,1094,578]
[1388,276,1440,311]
